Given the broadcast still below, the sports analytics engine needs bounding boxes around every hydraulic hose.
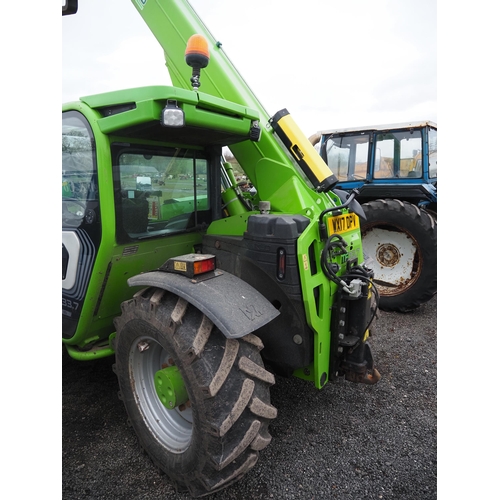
[320,235,380,334]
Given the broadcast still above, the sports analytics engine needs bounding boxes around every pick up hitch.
[340,341,381,385]
[329,263,381,385]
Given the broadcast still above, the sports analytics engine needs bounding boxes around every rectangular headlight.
[161,100,185,128]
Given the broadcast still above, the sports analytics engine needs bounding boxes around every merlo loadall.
[62,0,381,496]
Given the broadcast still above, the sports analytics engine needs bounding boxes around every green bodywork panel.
[294,218,364,385]
[79,85,260,140]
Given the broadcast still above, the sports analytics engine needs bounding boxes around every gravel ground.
[62,295,437,500]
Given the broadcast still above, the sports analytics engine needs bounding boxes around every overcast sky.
[62,0,437,138]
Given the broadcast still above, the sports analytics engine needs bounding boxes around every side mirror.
[62,0,78,16]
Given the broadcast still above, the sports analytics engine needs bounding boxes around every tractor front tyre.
[113,287,277,497]
[361,199,437,312]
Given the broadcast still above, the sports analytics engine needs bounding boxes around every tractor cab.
[62,85,261,350]
[314,121,437,211]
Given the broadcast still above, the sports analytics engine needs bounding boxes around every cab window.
[428,128,437,178]
[62,111,97,229]
[113,147,210,242]
[323,134,369,181]
[374,129,423,179]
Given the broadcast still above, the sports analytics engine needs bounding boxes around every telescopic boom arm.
[131,0,338,213]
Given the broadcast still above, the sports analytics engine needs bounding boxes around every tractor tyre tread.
[113,288,277,498]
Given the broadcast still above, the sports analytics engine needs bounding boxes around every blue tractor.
[310,121,437,312]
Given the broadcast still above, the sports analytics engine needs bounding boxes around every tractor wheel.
[113,287,277,498]
[360,199,437,312]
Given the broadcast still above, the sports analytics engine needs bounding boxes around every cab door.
[62,110,101,338]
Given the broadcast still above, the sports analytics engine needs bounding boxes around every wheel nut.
[179,400,192,412]
[137,341,150,352]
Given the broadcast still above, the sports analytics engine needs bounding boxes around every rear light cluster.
[162,254,216,278]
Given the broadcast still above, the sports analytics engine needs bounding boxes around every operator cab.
[316,121,437,207]
[62,84,261,342]
[319,121,437,183]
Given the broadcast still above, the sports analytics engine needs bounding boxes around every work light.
[161,99,185,127]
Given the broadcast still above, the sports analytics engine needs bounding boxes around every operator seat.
[121,190,149,234]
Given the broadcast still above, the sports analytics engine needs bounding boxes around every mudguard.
[128,270,280,339]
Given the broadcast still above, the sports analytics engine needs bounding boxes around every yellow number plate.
[174,261,187,272]
[327,213,359,235]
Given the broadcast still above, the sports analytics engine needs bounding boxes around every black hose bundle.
[320,234,380,333]
[320,233,349,285]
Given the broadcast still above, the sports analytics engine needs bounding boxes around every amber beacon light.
[185,34,210,90]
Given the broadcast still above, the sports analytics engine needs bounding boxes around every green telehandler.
[62,0,381,496]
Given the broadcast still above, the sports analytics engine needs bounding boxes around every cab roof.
[317,120,437,136]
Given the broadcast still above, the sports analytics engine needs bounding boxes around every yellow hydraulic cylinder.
[269,109,338,192]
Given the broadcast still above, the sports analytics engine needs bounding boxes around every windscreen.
[323,134,370,181]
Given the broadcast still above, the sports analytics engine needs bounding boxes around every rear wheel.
[361,199,437,312]
[113,287,277,497]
